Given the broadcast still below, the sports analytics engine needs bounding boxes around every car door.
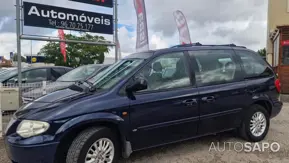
[188,49,248,135]
[128,52,199,150]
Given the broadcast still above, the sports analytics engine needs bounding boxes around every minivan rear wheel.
[66,127,120,163]
[239,104,270,142]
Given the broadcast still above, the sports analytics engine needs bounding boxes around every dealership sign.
[70,0,113,8]
[23,2,113,34]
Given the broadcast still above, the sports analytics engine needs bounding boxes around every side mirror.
[126,77,148,93]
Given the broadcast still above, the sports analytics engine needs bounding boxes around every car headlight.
[16,120,50,138]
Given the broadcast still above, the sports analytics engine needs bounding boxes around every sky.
[0,0,268,59]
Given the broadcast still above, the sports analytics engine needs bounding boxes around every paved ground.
[1,103,289,163]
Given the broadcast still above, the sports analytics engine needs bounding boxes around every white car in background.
[22,64,111,103]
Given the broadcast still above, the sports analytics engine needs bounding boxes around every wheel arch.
[252,100,273,116]
[54,112,129,163]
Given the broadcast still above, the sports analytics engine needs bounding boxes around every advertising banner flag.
[58,29,67,62]
[134,0,149,52]
[10,52,14,60]
[23,2,113,34]
[173,10,192,45]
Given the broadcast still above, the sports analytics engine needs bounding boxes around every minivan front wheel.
[66,127,119,163]
[239,104,270,142]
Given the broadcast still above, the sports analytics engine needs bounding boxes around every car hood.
[15,87,91,119]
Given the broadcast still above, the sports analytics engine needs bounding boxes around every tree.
[257,48,266,57]
[13,54,26,62]
[40,33,110,67]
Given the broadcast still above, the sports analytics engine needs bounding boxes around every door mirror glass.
[126,77,148,93]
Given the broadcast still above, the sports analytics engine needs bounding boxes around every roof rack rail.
[170,42,202,48]
[170,43,246,48]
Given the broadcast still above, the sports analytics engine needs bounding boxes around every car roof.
[126,43,256,59]
[22,66,72,71]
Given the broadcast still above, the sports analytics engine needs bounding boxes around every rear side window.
[235,50,274,79]
[51,68,66,80]
[189,50,242,87]
[23,69,47,83]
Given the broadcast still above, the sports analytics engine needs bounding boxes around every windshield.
[57,65,103,82]
[0,69,11,75]
[88,59,144,90]
[0,69,18,80]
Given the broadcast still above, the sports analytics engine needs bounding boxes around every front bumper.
[4,137,59,163]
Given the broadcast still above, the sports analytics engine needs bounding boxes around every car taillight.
[275,79,281,93]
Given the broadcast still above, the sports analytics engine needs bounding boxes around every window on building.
[282,42,289,65]
[287,0,289,12]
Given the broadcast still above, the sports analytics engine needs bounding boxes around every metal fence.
[0,81,62,136]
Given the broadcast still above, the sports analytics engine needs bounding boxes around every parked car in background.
[4,44,282,163]
[0,66,72,91]
[0,68,17,75]
[22,64,110,103]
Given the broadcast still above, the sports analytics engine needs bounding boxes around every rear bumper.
[4,137,59,163]
[271,101,283,118]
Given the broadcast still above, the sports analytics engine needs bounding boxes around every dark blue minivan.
[4,44,283,163]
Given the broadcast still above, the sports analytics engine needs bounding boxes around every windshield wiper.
[77,80,99,92]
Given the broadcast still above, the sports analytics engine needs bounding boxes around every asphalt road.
[1,103,289,163]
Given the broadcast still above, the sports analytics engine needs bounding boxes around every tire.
[66,127,120,163]
[239,104,270,142]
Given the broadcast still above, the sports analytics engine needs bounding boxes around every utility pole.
[16,0,22,105]
[114,0,118,62]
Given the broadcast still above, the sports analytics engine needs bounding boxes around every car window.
[189,50,241,87]
[235,50,274,79]
[134,52,191,92]
[0,69,18,80]
[57,65,102,82]
[23,69,47,83]
[92,60,143,90]
[51,68,66,80]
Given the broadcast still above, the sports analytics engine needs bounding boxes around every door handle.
[201,96,215,103]
[182,99,197,106]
